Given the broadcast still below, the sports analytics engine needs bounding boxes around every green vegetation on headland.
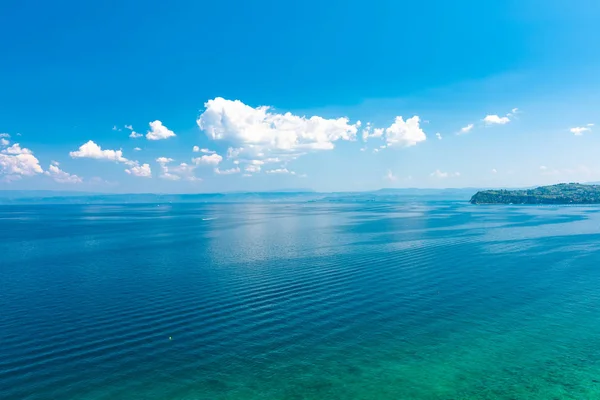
[470,183,600,204]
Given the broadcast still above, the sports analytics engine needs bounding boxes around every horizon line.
[1,182,598,197]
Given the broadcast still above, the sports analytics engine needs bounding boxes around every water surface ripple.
[1,202,600,399]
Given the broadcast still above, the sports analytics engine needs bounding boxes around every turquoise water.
[2,201,600,399]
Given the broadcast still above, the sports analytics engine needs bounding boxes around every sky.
[1,0,600,193]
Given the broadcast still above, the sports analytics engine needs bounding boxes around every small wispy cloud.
[193,147,216,154]
[214,167,241,175]
[430,169,460,178]
[385,169,397,182]
[265,168,295,175]
[458,124,474,135]
[507,108,519,117]
[570,124,593,135]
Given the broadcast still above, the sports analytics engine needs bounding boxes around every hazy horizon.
[3,181,600,197]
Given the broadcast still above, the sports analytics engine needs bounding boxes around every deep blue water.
[2,201,600,399]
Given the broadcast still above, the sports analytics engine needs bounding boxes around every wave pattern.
[2,202,600,399]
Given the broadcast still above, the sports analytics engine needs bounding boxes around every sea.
[2,200,600,399]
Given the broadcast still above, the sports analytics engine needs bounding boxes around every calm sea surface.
[2,201,600,399]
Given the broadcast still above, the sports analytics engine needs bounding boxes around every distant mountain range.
[0,188,477,204]
[3,183,599,205]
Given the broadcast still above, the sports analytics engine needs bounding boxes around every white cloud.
[384,116,427,147]
[430,169,460,179]
[245,164,261,173]
[362,124,384,141]
[0,138,9,146]
[45,164,82,183]
[0,143,43,178]
[242,173,252,177]
[133,147,141,151]
[161,172,180,180]
[192,146,216,154]
[112,125,118,131]
[197,97,359,162]
[483,115,510,125]
[226,147,243,159]
[192,153,223,166]
[129,131,143,138]
[156,157,174,164]
[70,140,151,177]
[491,168,497,174]
[361,123,371,141]
[125,125,133,130]
[435,132,442,140]
[363,117,426,148]
[156,157,200,181]
[146,120,176,141]
[539,165,547,171]
[570,125,592,135]
[70,141,128,163]
[265,168,295,175]
[125,163,152,178]
[385,169,397,182]
[2,143,33,155]
[458,124,474,134]
[214,167,241,175]
[0,133,10,138]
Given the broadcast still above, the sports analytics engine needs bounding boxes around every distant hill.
[7,186,568,205]
[470,183,600,204]
[0,187,479,204]
[0,191,321,205]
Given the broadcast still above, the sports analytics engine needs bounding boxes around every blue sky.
[1,0,600,192]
